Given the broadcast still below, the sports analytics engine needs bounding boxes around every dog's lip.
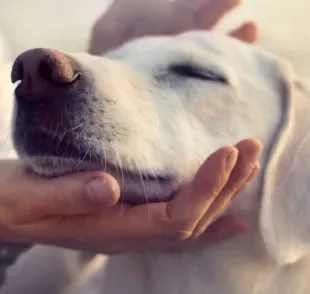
[22,155,179,204]
[23,154,174,183]
[27,153,173,182]
[17,130,178,203]
[17,129,174,181]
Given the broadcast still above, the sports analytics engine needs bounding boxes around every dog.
[2,30,310,294]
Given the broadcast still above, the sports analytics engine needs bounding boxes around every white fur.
[3,31,310,294]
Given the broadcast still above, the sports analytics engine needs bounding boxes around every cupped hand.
[0,138,261,254]
[89,0,258,55]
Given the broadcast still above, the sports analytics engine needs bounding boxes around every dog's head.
[11,31,285,203]
[11,31,309,264]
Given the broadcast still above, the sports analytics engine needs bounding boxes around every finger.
[167,215,249,252]
[4,166,120,223]
[10,142,253,247]
[229,22,259,43]
[192,139,262,237]
[88,0,137,55]
[193,162,260,238]
[230,162,260,200]
[161,145,239,240]
[17,146,239,245]
[208,138,262,212]
[195,0,242,29]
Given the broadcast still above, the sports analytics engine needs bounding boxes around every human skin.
[88,0,258,55]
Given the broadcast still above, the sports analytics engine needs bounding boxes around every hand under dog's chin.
[22,155,180,205]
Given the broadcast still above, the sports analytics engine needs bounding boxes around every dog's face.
[11,31,284,204]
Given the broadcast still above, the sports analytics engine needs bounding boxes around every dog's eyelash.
[169,64,227,84]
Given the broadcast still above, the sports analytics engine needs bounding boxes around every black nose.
[11,48,80,100]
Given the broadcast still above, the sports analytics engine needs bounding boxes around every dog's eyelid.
[169,63,228,84]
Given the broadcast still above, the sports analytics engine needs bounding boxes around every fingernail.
[226,149,239,172]
[85,177,112,204]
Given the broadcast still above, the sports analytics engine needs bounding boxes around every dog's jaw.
[21,154,180,204]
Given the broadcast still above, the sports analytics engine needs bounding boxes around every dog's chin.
[22,155,179,205]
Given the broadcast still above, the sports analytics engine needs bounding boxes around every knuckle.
[192,176,219,195]
[171,229,193,242]
[159,218,194,242]
[50,188,70,207]
[197,173,230,198]
[164,227,193,242]
[0,197,24,224]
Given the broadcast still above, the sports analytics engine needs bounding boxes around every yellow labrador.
[3,31,310,294]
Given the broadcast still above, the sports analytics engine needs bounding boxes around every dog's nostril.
[37,50,80,84]
[11,48,81,100]
[11,48,80,85]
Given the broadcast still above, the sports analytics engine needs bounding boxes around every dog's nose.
[11,48,80,100]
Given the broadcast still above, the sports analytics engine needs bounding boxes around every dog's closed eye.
[169,63,228,84]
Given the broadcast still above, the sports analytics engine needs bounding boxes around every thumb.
[3,165,120,223]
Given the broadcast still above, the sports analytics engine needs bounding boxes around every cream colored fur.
[2,31,310,294]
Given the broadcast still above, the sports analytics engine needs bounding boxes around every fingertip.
[229,22,259,43]
[205,145,239,172]
[208,145,238,163]
[189,146,239,200]
[98,173,121,196]
[85,173,121,206]
[194,145,238,181]
[243,21,259,38]
[234,138,263,158]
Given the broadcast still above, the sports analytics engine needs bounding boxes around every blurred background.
[0,0,309,77]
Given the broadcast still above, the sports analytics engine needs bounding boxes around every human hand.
[89,0,258,55]
[0,138,261,254]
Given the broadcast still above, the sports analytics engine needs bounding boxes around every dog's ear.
[259,56,310,265]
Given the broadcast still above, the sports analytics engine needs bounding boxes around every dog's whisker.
[140,161,153,202]
[102,146,107,173]
[150,167,160,187]
[134,157,150,221]
[81,142,91,163]
[115,149,126,208]
[58,130,67,146]
[112,156,120,185]
[69,123,84,132]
